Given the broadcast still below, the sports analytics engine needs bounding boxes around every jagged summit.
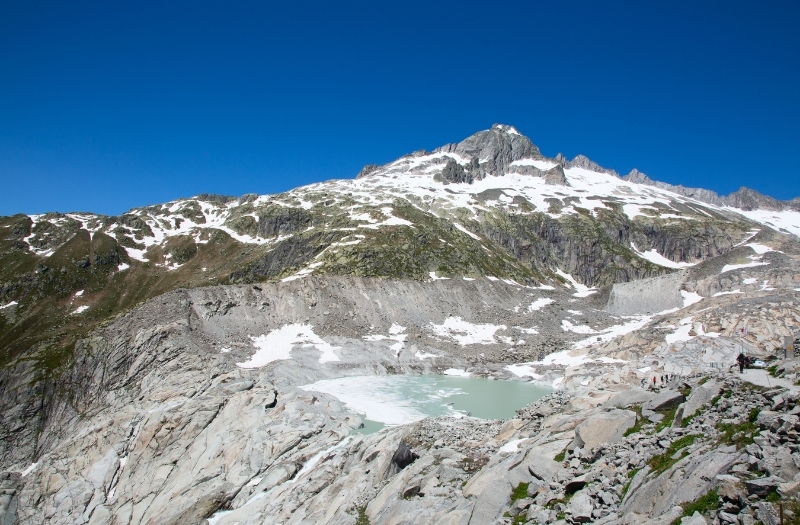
[357,125,799,214]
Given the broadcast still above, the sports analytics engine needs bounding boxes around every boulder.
[744,476,784,496]
[682,380,722,420]
[564,474,588,494]
[644,390,685,412]
[524,453,564,483]
[681,511,708,525]
[778,473,800,497]
[468,479,511,525]
[603,388,656,409]
[622,449,738,517]
[715,474,747,508]
[568,490,593,523]
[574,410,637,449]
[757,410,781,430]
[391,442,419,470]
[756,502,780,525]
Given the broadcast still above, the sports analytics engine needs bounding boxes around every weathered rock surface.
[574,410,637,449]
[644,390,686,412]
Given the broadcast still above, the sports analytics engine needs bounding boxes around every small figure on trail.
[641,377,646,388]
[660,375,665,384]
[736,353,746,374]
[653,376,657,387]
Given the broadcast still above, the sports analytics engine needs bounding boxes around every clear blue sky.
[1,1,798,216]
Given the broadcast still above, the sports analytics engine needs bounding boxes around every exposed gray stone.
[574,410,637,449]
[644,390,686,412]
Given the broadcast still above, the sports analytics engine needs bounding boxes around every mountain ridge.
[1,123,799,372]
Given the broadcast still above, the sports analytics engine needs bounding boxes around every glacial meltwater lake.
[300,374,552,434]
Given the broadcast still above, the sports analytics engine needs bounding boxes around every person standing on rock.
[652,376,657,388]
[641,377,646,388]
[736,352,746,374]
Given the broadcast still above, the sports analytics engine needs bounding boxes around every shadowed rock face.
[391,442,418,471]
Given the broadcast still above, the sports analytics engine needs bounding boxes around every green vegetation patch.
[671,489,718,525]
[716,408,760,449]
[621,468,640,498]
[655,406,679,433]
[624,406,645,437]
[510,482,529,503]
[355,506,370,525]
[649,434,698,474]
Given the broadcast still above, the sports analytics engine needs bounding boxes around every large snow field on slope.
[733,208,800,238]
[429,317,507,346]
[237,324,341,368]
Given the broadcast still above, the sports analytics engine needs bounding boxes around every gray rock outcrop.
[573,409,637,449]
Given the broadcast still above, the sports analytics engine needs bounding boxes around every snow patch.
[429,317,506,346]
[415,350,438,360]
[499,438,528,453]
[730,208,800,239]
[681,290,704,307]
[509,158,557,170]
[561,320,596,334]
[666,317,695,344]
[721,261,769,273]
[528,298,554,312]
[443,368,471,377]
[20,462,38,477]
[572,313,671,349]
[555,269,597,297]
[237,324,340,368]
[0,301,18,309]
[72,305,89,315]
[713,289,743,297]
[453,222,481,240]
[506,364,543,379]
[632,244,695,269]
[746,243,774,254]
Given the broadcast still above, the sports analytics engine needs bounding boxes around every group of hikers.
[640,373,673,389]
[735,352,752,373]
[640,353,756,389]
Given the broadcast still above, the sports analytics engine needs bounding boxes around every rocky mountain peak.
[435,124,542,177]
[723,187,782,211]
[624,168,651,184]
[567,154,618,176]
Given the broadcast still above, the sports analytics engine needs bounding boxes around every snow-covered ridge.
[12,126,798,278]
